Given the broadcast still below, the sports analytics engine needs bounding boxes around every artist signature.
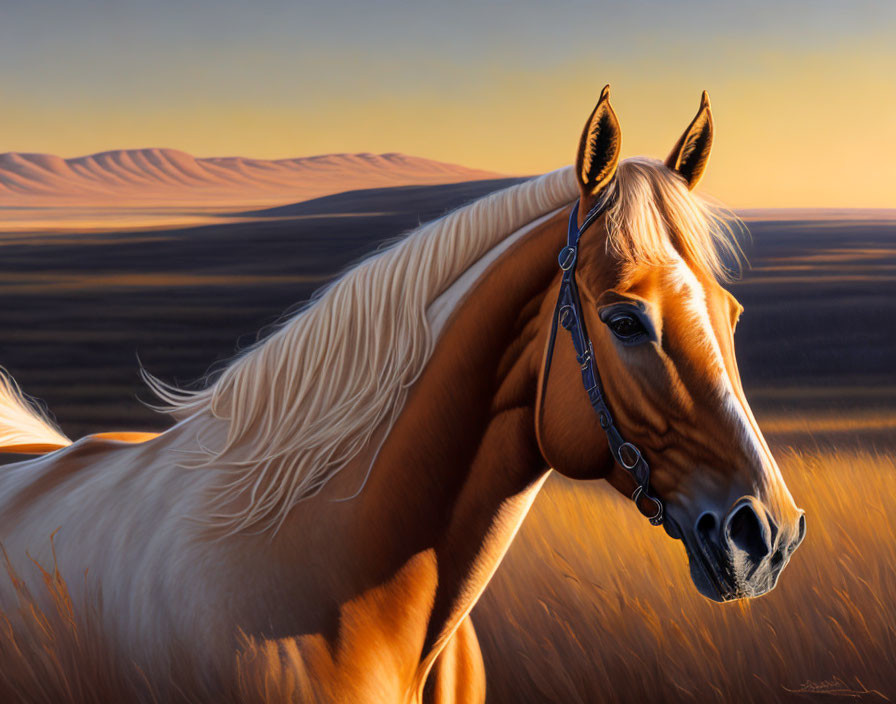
[783,676,889,700]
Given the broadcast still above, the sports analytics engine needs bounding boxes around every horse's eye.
[607,313,647,342]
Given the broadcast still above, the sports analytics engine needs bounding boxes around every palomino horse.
[0,87,805,703]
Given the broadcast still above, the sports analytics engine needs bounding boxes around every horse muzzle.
[665,496,806,602]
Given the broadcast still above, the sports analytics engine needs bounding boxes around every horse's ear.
[666,91,714,190]
[576,85,621,198]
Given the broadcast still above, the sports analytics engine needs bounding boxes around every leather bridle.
[539,189,664,526]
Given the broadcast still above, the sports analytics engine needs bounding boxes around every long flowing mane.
[145,158,739,534]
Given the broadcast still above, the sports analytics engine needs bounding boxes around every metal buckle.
[576,349,591,370]
[617,441,641,470]
[558,305,574,330]
[646,495,664,525]
[558,246,577,271]
[631,485,664,526]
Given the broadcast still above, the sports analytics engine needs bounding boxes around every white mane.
[0,369,71,449]
[144,167,579,534]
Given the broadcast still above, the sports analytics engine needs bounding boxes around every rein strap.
[540,192,664,526]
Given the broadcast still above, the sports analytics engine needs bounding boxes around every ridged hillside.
[0,149,502,206]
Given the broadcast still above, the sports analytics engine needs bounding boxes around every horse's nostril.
[695,511,718,543]
[725,502,770,563]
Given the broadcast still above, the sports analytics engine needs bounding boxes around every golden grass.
[0,447,893,702]
[0,540,316,703]
[758,412,896,435]
[474,448,896,703]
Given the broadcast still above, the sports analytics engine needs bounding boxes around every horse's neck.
[307,207,569,688]
[410,214,569,667]
[192,208,573,700]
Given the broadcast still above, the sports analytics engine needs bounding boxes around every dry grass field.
[476,447,895,703]
[0,446,892,702]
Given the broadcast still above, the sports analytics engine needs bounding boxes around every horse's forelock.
[605,157,743,283]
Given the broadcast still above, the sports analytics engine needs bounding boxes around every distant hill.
[233,178,528,218]
[0,149,504,207]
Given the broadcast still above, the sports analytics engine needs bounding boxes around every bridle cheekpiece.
[540,187,664,526]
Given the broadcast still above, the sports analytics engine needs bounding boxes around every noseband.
[540,190,664,526]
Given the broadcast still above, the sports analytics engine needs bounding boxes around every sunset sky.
[2,1,894,207]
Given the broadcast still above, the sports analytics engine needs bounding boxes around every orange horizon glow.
[2,4,894,209]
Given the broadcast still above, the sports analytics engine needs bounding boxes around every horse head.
[537,86,805,602]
